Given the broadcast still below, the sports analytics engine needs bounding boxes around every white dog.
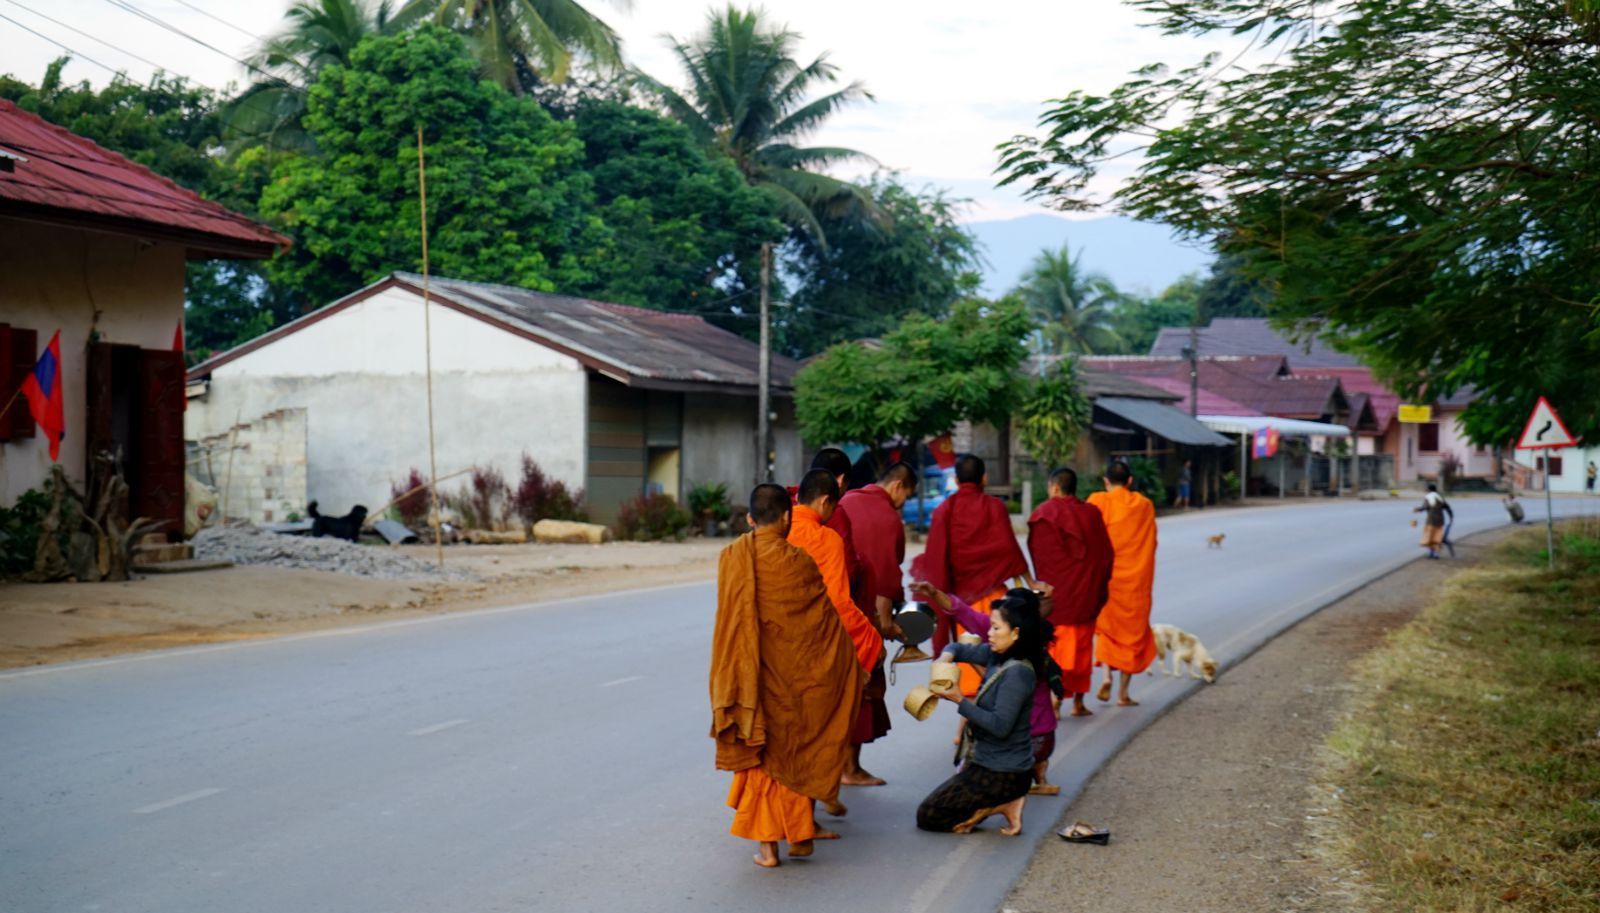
[1151,624,1217,682]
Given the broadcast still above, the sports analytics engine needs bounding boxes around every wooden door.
[134,349,186,537]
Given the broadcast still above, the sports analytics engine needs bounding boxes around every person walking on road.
[1413,483,1454,559]
[1088,461,1159,707]
[710,485,864,868]
[1176,460,1193,509]
[1587,460,1596,494]
[917,590,1054,835]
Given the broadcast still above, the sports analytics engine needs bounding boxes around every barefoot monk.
[1087,461,1158,707]
[1028,467,1114,719]
[921,454,1035,697]
[711,484,865,868]
[836,461,918,787]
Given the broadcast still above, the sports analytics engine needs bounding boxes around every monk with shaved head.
[711,483,864,867]
[1088,461,1158,707]
[1028,467,1114,719]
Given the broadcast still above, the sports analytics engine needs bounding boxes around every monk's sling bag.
[954,657,1029,767]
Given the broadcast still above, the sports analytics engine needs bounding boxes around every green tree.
[228,0,421,153]
[566,99,784,317]
[399,0,628,92]
[783,178,983,357]
[1016,358,1093,470]
[998,0,1600,442]
[639,5,876,243]
[1013,245,1127,355]
[795,297,1033,454]
[1115,274,1199,354]
[1194,253,1269,322]
[259,25,609,308]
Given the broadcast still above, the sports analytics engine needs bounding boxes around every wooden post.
[418,126,443,568]
[756,242,773,484]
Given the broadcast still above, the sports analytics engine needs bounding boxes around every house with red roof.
[0,99,287,535]
[1150,320,1497,485]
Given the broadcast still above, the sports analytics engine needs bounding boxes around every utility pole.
[1186,323,1200,418]
[756,242,774,484]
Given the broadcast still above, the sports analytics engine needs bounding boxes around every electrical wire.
[168,0,258,42]
[0,10,123,76]
[2,0,165,71]
[98,0,302,94]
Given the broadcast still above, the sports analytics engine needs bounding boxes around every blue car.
[901,467,958,528]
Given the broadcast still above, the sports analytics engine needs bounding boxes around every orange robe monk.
[1028,491,1114,698]
[1087,484,1158,678]
[711,523,864,857]
[789,504,884,672]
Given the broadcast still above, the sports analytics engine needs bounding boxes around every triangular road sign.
[1517,396,1577,449]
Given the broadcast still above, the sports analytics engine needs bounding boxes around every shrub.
[1076,472,1104,500]
[0,488,51,578]
[613,492,692,541]
[687,481,732,522]
[1439,451,1463,493]
[1125,456,1169,507]
[511,453,588,526]
[1221,470,1242,500]
[390,468,431,528]
[443,466,513,530]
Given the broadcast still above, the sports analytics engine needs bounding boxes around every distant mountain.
[965,213,1214,298]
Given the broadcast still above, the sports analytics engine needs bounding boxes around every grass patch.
[1318,518,1600,911]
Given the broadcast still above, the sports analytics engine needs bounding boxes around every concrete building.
[0,99,286,535]
[184,274,802,524]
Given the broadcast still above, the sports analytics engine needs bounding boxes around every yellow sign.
[1398,404,1433,423]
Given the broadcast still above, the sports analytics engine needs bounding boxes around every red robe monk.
[1028,467,1114,717]
[711,484,864,868]
[919,455,1033,695]
[1086,461,1158,706]
[835,461,917,786]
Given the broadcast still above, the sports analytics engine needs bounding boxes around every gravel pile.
[194,526,476,581]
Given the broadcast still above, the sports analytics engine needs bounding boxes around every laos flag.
[21,330,64,461]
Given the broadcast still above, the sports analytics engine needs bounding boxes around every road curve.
[1,497,1592,913]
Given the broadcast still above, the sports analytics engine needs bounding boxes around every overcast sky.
[1,0,1241,222]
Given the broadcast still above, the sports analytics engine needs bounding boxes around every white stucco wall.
[187,287,587,514]
[1513,445,1598,494]
[0,220,185,504]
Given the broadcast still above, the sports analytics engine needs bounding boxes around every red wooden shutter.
[133,348,186,537]
[0,324,39,441]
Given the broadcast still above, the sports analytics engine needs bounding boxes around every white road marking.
[408,719,469,736]
[133,788,224,814]
[600,675,644,687]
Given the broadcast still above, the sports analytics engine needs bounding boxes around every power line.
[168,0,258,42]
[98,0,302,94]
[2,0,165,71]
[0,10,123,76]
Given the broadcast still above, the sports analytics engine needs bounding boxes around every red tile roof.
[1151,318,1363,368]
[0,99,287,259]
[1082,356,1348,420]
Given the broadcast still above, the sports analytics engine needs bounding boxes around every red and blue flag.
[20,330,64,461]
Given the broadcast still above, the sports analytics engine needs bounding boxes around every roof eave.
[0,200,288,260]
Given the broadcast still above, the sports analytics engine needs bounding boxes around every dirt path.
[0,539,730,669]
[1001,528,1509,913]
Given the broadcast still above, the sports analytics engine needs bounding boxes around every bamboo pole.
[221,407,241,524]
[418,126,443,569]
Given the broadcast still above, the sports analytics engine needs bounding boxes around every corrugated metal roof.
[1151,318,1363,368]
[1198,415,1353,437]
[1095,397,1233,447]
[0,99,287,258]
[398,273,798,392]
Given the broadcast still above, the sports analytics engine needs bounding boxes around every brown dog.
[1206,533,1225,549]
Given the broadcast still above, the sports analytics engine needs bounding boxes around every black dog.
[307,501,368,542]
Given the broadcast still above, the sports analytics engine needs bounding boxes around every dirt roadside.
[1001,527,1510,913]
[0,538,730,669]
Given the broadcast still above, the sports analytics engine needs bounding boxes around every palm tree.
[226,0,420,152]
[637,5,878,244]
[398,0,630,92]
[1014,245,1129,355]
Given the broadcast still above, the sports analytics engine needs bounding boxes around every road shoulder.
[1001,527,1511,913]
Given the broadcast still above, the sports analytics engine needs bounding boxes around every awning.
[1095,397,1233,447]
[1197,414,1353,437]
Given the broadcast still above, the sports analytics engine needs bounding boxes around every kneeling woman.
[916,591,1054,835]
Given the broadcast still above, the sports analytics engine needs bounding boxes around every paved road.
[2,497,1592,913]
